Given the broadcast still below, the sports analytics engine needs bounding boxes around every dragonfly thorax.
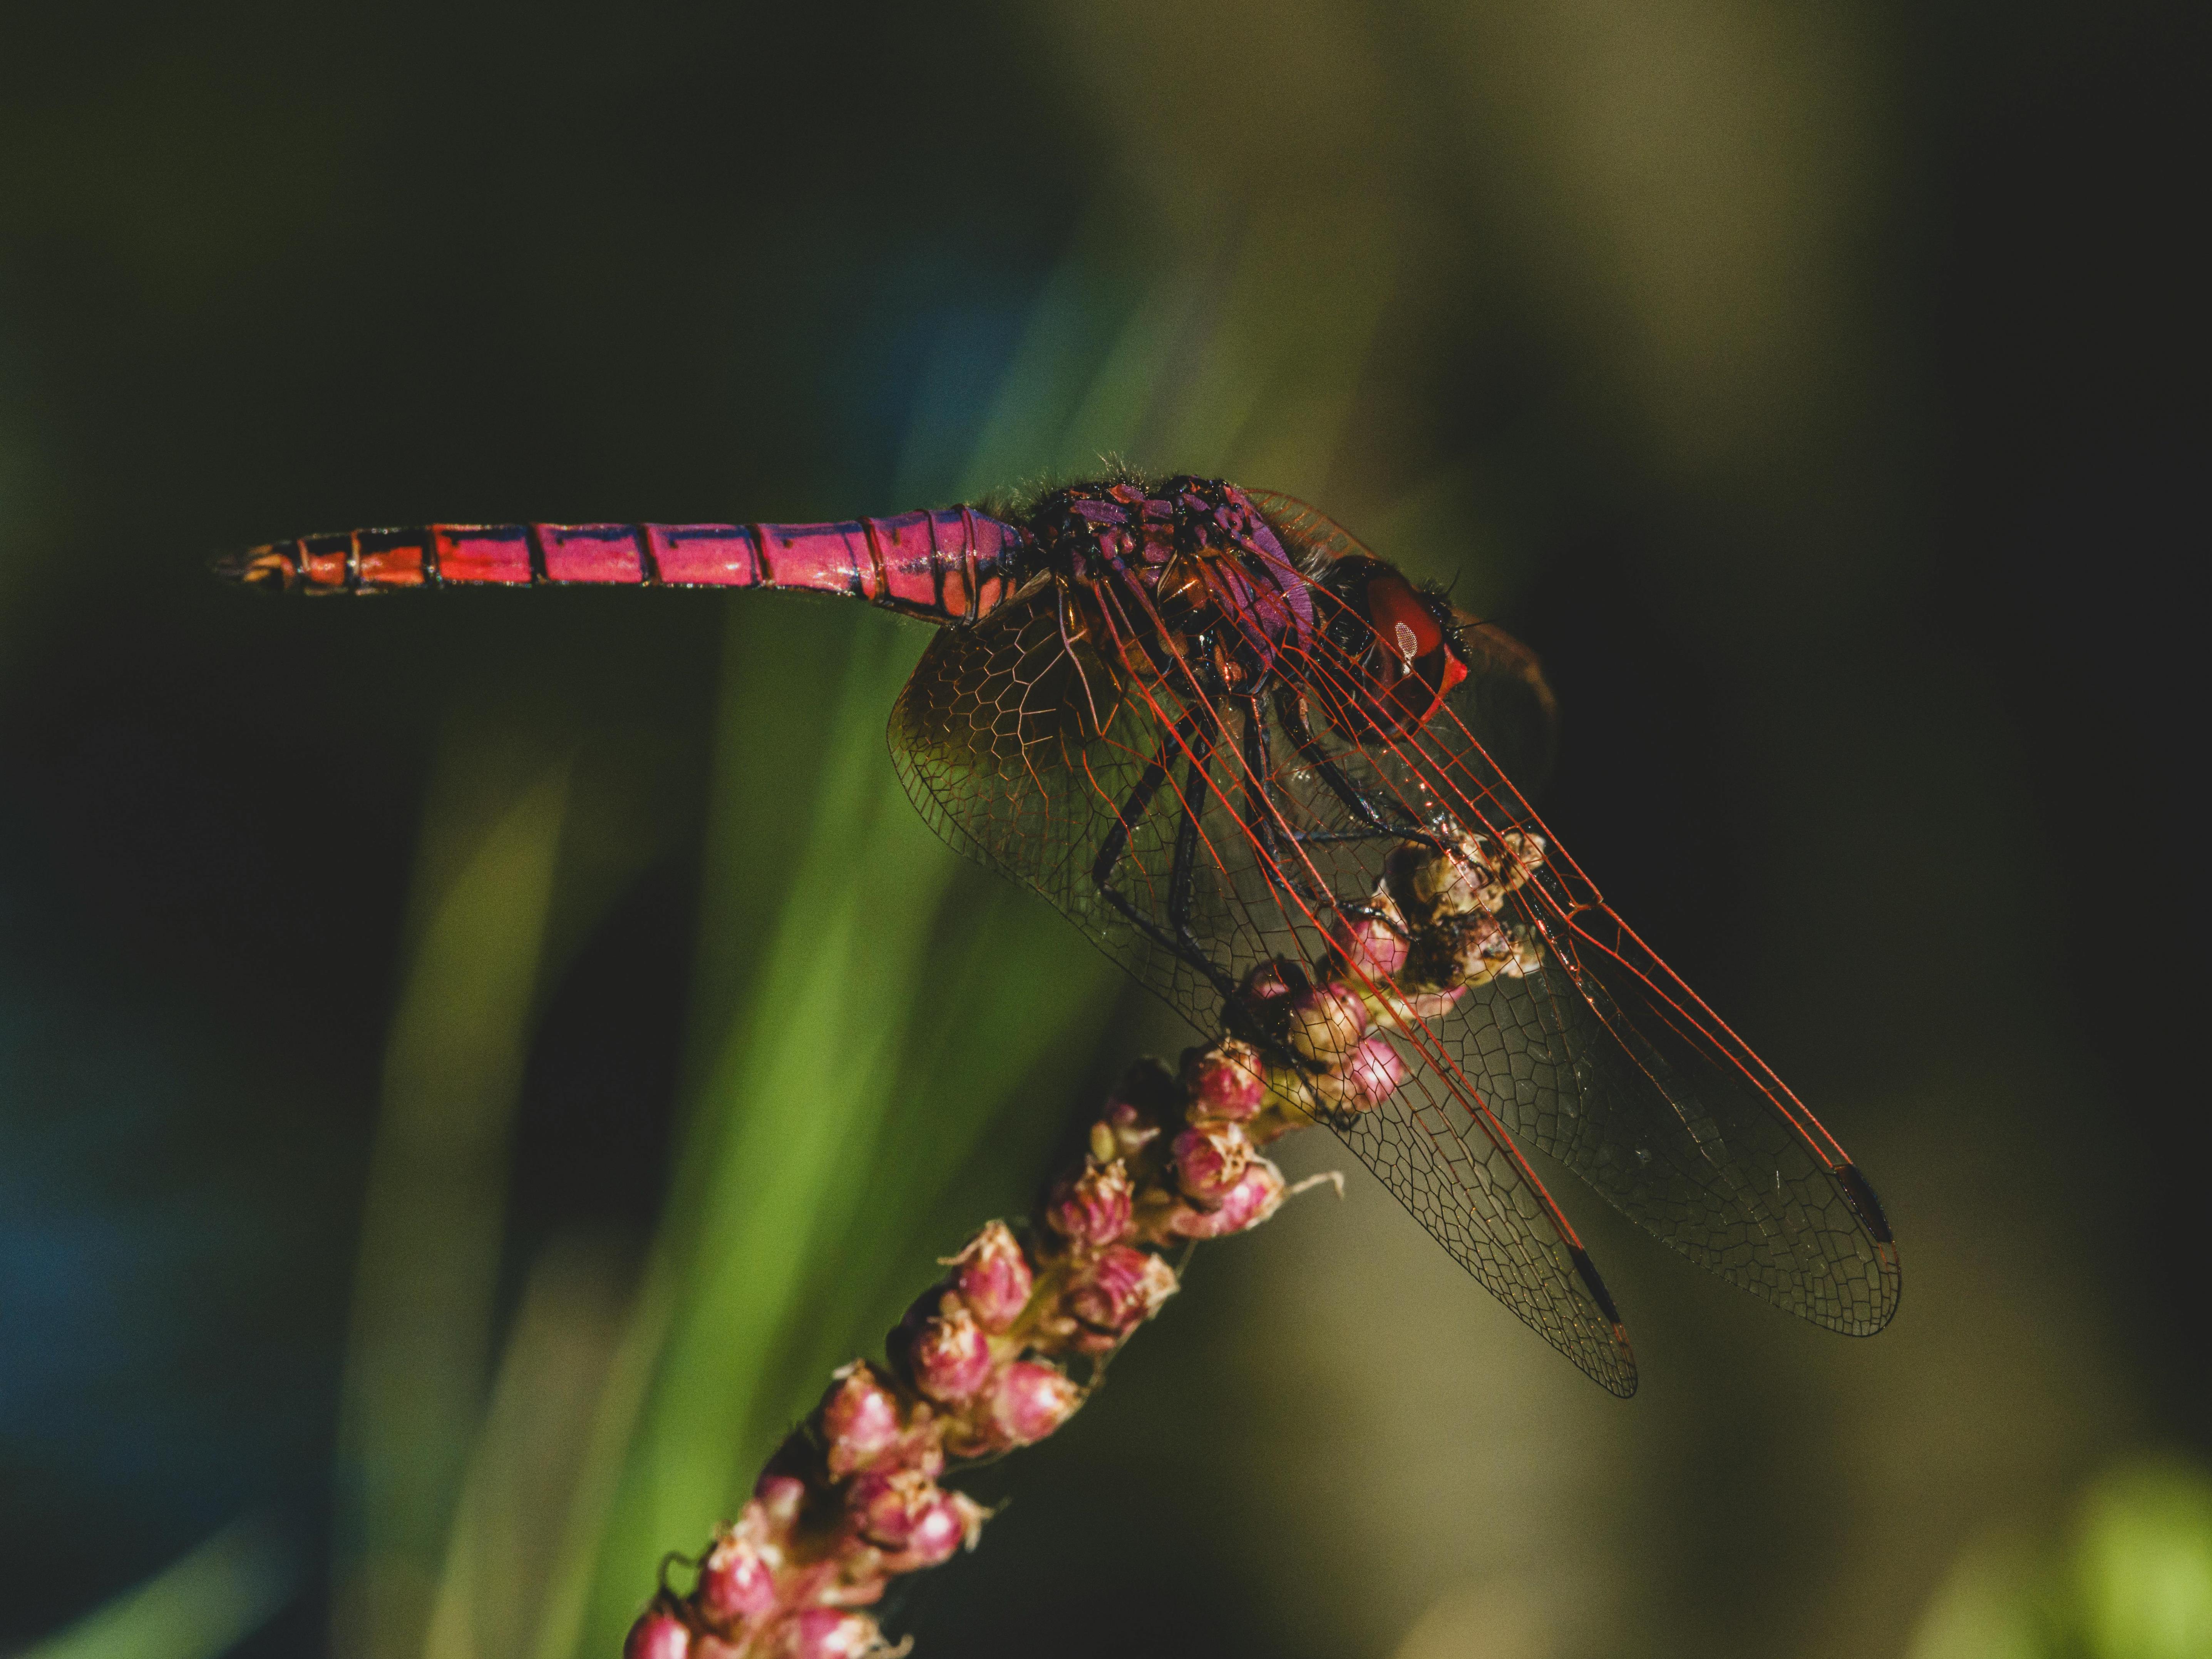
[1026,477,1315,695]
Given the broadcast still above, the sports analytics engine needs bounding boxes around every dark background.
[2,3,2202,1657]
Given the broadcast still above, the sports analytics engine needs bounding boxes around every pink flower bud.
[908,1300,993,1404]
[987,1359,1083,1445]
[752,1475,808,1532]
[777,1608,881,1659]
[1341,1035,1408,1110]
[951,1221,1033,1333]
[849,1468,986,1570]
[1172,1121,1252,1205]
[1170,1157,1288,1238]
[1181,1039,1266,1120]
[820,1363,904,1478]
[626,1610,692,1659]
[1045,1159,1132,1248]
[1239,958,1299,1008]
[1326,904,1410,980]
[899,1493,984,1570]
[847,1466,942,1551]
[1067,1244,1178,1343]
[1096,1096,1160,1158]
[696,1528,778,1624]
[1285,978,1370,1063]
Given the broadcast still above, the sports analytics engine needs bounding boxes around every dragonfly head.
[1312,556,1470,737]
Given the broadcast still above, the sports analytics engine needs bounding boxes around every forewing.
[890,595,1639,1392]
[1338,1070,1637,1395]
[888,589,1269,1031]
[1291,635,1902,1336]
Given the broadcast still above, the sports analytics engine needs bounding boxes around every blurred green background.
[2,2,2202,1656]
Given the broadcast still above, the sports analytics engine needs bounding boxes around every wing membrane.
[889,592,1638,1392]
[1276,562,1901,1336]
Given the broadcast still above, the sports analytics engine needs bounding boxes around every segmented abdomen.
[223,511,1029,624]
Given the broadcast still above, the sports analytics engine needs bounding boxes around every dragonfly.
[223,473,1899,1395]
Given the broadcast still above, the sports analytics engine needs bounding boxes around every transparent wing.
[1280,575,1901,1337]
[889,592,1638,1393]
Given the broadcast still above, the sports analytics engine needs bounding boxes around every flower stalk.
[626,825,1544,1657]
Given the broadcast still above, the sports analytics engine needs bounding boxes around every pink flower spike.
[1068,1244,1178,1343]
[1170,1157,1288,1238]
[778,1608,885,1659]
[1172,1122,1252,1205]
[1181,1039,1266,1121]
[1343,1036,1408,1110]
[987,1359,1083,1445]
[951,1221,1033,1333]
[696,1527,779,1625]
[1285,979,1370,1064]
[626,1610,692,1659]
[908,1301,992,1404]
[820,1363,904,1478]
[1045,1159,1133,1249]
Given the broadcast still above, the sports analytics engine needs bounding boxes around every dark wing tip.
[1834,1161,1894,1245]
[1823,1162,1903,1336]
[1569,1245,1639,1398]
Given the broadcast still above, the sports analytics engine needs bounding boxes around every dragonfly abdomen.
[218,510,1030,623]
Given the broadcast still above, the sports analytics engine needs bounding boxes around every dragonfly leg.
[1236,697,1325,904]
[1091,715,1242,1001]
[1277,693,1444,847]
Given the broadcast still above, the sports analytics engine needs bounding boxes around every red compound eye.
[1366,573,1442,663]
[1359,573,1466,730]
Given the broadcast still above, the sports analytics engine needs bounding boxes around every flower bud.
[1366,980,1466,1030]
[1410,910,1543,989]
[849,1468,986,1569]
[1326,900,1410,980]
[1095,1096,1160,1159]
[625,1609,692,1659]
[1105,1056,1181,1127]
[1170,1157,1288,1238]
[1045,1159,1132,1248]
[819,1363,904,1478]
[1340,1036,1408,1110]
[899,1488,988,1569]
[951,1221,1033,1333]
[986,1359,1083,1446]
[752,1475,808,1532]
[777,1608,881,1659]
[908,1300,993,1404]
[1238,958,1299,1009]
[847,1466,943,1552]
[696,1528,778,1625]
[1387,835,1502,923]
[1172,1121,1251,1205]
[1498,829,1546,878]
[1181,1039,1266,1121]
[1284,979,1369,1064]
[1067,1244,1178,1343]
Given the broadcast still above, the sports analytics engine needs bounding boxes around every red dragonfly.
[224,474,1899,1394]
